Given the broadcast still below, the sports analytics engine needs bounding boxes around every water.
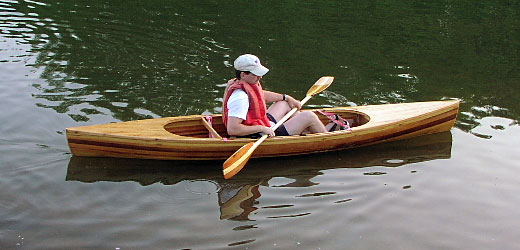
[1,0,519,249]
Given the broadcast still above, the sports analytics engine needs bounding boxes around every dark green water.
[1,1,519,249]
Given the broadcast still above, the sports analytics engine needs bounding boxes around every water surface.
[1,0,519,249]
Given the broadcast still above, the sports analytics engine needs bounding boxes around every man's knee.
[301,111,319,122]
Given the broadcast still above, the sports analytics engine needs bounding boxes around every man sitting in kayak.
[222,54,328,138]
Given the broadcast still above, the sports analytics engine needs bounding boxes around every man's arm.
[263,90,301,109]
[226,116,274,137]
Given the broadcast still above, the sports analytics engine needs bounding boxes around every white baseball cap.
[233,54,269,76]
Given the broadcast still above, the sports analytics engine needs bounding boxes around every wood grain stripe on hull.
[346,112,457,148]
[254,110,458,158]
[67,139,241,160]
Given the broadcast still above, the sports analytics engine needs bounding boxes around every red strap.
[204,115,214,138]
[317,110,351,131]
[205,115,213,125]
[205,115,229,141]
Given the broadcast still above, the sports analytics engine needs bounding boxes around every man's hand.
[285,95,302,110]
[259,126,275,137]
[226,78,237,87]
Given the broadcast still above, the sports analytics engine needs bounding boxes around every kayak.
[66,100,460,160]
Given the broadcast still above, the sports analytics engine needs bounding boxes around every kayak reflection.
[66,131,452,220]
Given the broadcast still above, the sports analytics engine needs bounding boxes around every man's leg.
[267,101,328,135]
[283,111,327,135]
[266,101,292,121]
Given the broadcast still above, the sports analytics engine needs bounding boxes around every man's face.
[241,72,262,84]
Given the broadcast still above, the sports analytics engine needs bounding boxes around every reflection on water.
[67,132,452,221]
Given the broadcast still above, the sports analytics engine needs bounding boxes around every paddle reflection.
[66,132,452,220]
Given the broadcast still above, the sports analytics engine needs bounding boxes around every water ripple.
[1,0,232,121]
[267,212,311,219]
[228,239,256,247]
[297,192,336,198]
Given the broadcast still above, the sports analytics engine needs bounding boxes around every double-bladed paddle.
[222,76,334,179]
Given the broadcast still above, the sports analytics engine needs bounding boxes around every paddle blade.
[223,142,255,179]
[306,76,334,96]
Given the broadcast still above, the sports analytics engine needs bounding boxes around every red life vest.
[223,79,271,127]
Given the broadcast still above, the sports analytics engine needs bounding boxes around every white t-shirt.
[226,90,275,127]
[227,89,249,120]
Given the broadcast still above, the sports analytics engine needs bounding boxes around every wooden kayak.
[66,100,460,160]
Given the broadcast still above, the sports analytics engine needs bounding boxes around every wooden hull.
[66,100,460,160]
